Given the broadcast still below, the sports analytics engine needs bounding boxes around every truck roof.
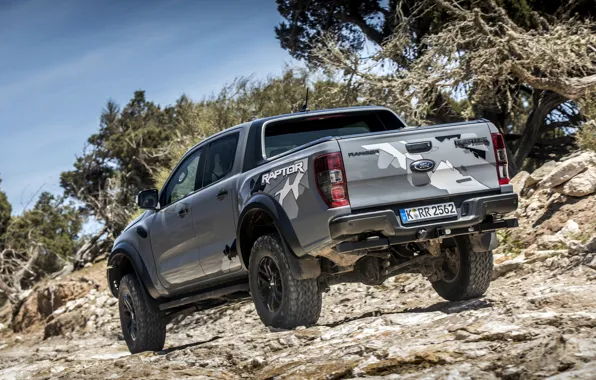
[252,105,403,126]
[184,106,404,159]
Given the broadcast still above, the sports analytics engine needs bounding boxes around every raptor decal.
[262,161,305,185]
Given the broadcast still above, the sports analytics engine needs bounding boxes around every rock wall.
[12,280,98,333]
[495,150,596,277]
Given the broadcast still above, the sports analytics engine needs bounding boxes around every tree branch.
[336,13,385,46]
[511,65,596,101]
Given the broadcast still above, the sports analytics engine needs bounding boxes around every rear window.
[263,111,403,158]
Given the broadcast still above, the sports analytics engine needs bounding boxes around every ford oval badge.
[410,159,435,172]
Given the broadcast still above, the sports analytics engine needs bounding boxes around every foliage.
[5,192,83,260]
[0,178,11,247]
[0,192,84,302]
[577,120,596,152]
[278,0,596,172]
[275,0,396,64]
[577,95,596,152]
[60,91,177,236]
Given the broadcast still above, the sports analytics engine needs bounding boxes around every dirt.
[0,258,595,379]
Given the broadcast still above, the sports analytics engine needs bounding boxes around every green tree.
[61,91,176,235]
[0,177,11,247]
[5,192,83,260]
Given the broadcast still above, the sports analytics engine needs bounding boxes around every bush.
[577,120,596,152]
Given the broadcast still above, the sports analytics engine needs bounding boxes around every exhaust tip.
[417,229,428,239]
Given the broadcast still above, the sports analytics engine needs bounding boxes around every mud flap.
[469,231,498,253]
[279,238,321,280]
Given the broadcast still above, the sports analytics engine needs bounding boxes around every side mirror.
[137,189,159,210]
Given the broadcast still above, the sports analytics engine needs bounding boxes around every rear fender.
[237,193,320,279]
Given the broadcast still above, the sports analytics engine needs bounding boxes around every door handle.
[406,141,432,153]
[178,206,189,217]
[216,188,229,200]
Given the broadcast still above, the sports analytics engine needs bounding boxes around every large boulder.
[553,167,596,197]
[527,161,557,186]
[13,280,94,332]
[43,311,87,339]
[537,235,567,250]
[557,219,581,238]
[12,292,41,333]
[538,153,596,189]
[510,171,531,194]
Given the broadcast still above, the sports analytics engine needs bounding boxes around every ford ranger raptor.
[107,106,518,353]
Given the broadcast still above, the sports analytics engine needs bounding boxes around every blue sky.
[0,0,293,215]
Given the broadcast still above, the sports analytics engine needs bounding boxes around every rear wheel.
[248,233,322,329]
[118,274,166,353]
[431,236,493,301]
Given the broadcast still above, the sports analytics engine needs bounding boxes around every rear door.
[338,122,500,210]
[150,147,206,289]
[192,132,243,278]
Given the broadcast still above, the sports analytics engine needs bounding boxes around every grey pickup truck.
[107,106,518,353]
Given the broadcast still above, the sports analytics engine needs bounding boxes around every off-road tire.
[249,233,322,329]
[431,236,493,301]
[118,274,166,353]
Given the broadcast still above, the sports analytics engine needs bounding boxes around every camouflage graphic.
[338,124,500,210]
[264,158,310,220]
[221,255,242,273]
[362,132,491,192]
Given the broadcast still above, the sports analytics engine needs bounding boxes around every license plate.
[399,202,457,224]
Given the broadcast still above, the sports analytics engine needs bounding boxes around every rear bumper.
[329,193,518,252]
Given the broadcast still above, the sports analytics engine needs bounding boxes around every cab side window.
[164,148,202,205]
[203,133,239,187]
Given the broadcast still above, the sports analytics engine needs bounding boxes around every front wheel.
[118,274,166,353]
[431,236,493,301]
[248,233,322,329]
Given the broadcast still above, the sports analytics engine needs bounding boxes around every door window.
[164,148,202,205]
[203,133,239,187]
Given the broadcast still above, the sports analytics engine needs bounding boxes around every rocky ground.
[1,153,596,379]
[0,259,595,379]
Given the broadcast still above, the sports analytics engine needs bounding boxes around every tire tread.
[249,234,322,328]
[119,274,166,353]
[432,237,493,301]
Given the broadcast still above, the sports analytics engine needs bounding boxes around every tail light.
[491,132,510,185]
[314,152,350,208]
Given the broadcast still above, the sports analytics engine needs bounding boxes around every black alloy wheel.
[248,233,322,329]
[257,256,283,312]
[118,274,166,353]
[441,246,461,283]
[431,236,493,301]
[121,291,137,341]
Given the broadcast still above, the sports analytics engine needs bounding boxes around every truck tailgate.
[338,122,500,210]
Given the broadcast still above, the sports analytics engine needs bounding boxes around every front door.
[193,132,243,278]
[150,147,206,289]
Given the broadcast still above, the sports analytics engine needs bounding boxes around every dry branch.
[313,0,595,168]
